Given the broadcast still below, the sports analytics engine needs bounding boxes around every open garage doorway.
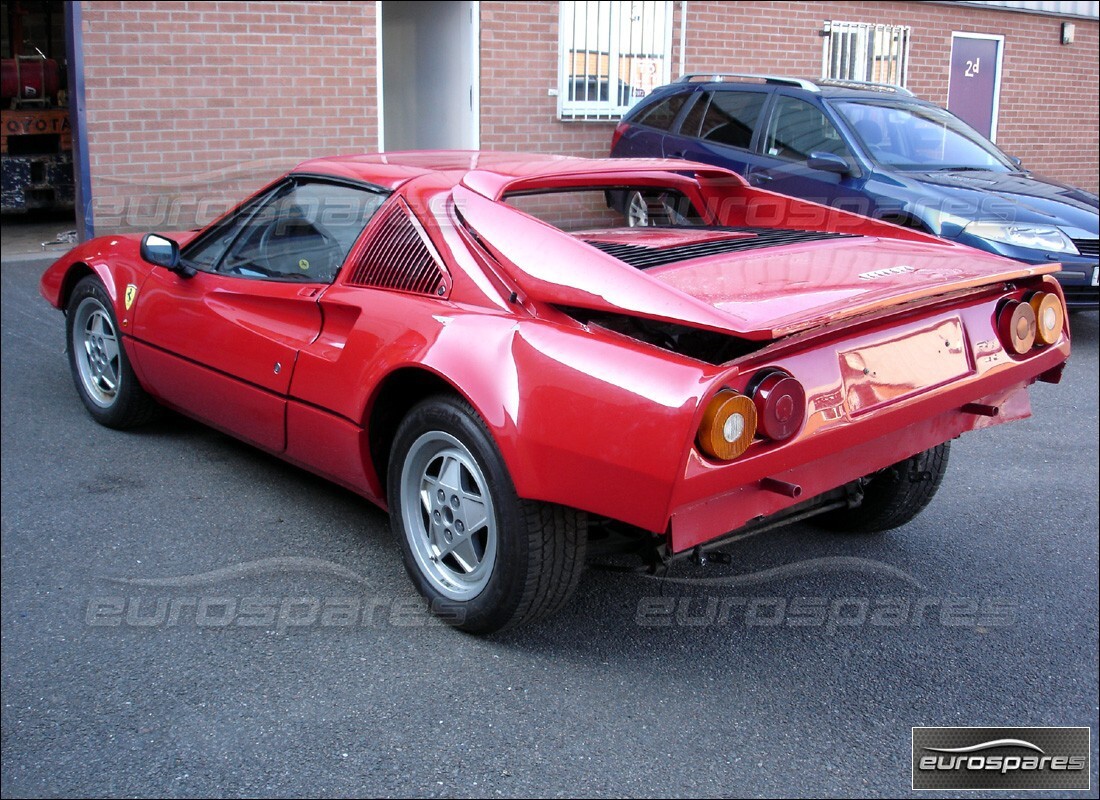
[1,0,80,252]
[380,1,479,152]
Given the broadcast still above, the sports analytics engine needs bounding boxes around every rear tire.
[813,442,951,534]
[66,276,159,429]
[388,395,586,634]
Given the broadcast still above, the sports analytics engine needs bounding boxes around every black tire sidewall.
[387,395,531,633]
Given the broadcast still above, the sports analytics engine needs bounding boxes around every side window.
[634,93,688,131]
[763,96,854,164]
[183,190,273,271]
[698,90,768,149]
[678,92,710,137]
[216,181,387,282]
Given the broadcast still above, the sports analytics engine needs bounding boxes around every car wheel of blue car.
[66,276,159,429]
[626,190,649,227]
[388,395,587,634]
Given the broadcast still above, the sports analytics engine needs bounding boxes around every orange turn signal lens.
[1028,291,1064,346]
[697,391,757,461]
[997,300,1037,355]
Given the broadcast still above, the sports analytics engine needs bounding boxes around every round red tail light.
[997,300,1037,355]
[749,370,807,441]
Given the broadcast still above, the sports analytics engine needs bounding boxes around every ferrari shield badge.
[124,284,137,310]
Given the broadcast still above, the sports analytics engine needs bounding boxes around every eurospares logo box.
[912,727,1090,790]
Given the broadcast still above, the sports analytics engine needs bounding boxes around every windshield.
[832,99,1015,172]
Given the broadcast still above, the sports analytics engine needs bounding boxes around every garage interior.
[1,0,77,257]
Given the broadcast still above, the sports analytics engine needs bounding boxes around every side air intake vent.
[346,199,449,296]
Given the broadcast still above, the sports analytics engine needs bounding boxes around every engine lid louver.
[346,199,449,296]
[584,227,859,269]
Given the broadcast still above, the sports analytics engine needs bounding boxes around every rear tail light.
[997,300,1037,355]
[1027,291,1065,346]
[610,122,629,154]
[697,391,757,461]
[748,369,807,441]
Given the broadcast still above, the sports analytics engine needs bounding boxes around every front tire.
[813,442,951,534]
[387,395,586,634]
[66,276,159,429]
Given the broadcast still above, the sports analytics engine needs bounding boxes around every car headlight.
[963,221,1078,254]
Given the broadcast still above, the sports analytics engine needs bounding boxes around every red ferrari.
[41,152,1070,633]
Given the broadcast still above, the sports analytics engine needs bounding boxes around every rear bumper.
[663,292,1070,553]
[669,381,1032,552]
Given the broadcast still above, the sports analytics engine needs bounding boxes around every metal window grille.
[822,21,911,87]
[558,1,673,120]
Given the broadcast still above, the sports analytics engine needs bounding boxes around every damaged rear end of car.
[451,160,1071,561]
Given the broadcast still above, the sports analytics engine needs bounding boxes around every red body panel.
[646,236,1057,338]
[129,269,324,451]
[40,152,1071,554]
[664,288,1067,549]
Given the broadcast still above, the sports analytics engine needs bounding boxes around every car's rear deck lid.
[452,184,1058,340]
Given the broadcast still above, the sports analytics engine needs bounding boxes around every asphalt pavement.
[2,255,1097,798]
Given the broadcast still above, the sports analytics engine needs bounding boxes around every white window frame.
[557,1,674,121]
[821,20,911,87]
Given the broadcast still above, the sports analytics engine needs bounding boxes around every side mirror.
[806,151,852,175]
[1007,154,1023,168]
[140,233,181,269]
[140,233,194,277]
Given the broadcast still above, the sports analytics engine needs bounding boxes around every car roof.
[293,151,744,197]
[643,76,926,102]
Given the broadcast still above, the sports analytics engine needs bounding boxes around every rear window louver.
[585,227,859,269]
[346,199,449,296]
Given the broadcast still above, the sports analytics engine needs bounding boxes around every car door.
[612,90,694,158]
[743,93,871,214]
[671,88,771,175]
[130,178,385,452]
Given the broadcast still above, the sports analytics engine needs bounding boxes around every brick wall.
[480,1,1099,193]
[80,1,379,231]
[479,2,684,162]
[79,1,1097,233]
[479,3,612,157]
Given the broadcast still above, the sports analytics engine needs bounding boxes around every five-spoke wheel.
[399,430,498,601]
[65,276,159,429]
[626,190,650,227]
[71,295,121,408]
[388,395,586,633]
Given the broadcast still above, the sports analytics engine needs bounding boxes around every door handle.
[751,173,774,184]
[666,150,685,159]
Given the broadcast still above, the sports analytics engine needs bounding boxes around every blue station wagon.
[611,74,1099,309]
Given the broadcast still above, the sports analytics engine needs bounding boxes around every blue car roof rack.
[815,78,916,96]
[675,73,820,91]
[674,74,916,97]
